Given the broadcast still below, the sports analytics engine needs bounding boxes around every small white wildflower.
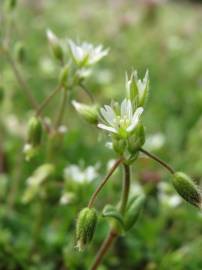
[145,133,165,151]
[68,40,108,66]
[98,98,143,138]
[64,164,98,184]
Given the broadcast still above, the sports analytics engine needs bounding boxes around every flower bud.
[5,0,17,11]
[172,172,202,208]
[47,30,64,62]
[0,86,4,103]
[14,42,26,63]
[76,207,98,251]
[72,100,99,125]
[27,117,43,147]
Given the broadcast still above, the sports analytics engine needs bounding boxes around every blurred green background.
[0,0,202,269]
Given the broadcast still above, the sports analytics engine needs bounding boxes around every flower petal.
[97,123,117,133]
[127,107,144,132]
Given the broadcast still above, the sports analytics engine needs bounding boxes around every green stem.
[3,48,38,110]
[36,84,61,116]
[79,83,95,103]
[90,229,118,270]
[120,164,130,214]
[88,158,123,208]
[140,148,175,175]
[54,87,68,129]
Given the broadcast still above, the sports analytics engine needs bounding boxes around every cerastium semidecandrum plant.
[1,1,202,269]
[74,67,202,269]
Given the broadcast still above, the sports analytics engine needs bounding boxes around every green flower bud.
[128,123,145,154]
[59,65,69,87]
[76,207,98,251]
[27,117,43,147]
[72,100,99,125]
[47,30,64,62]
[0,86,4,103]
[14,42,26,63]
[5,0,17,11]
[124,194,145,231]
[172,172,202,208]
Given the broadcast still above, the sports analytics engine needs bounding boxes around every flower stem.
[140,148,175,175]
[3,48,38,110]
[54,87,68,129]
[90,229,118,270]
[79,82,95,103]
[120,164,130,214]
[36,84,62,116]
[88,158,123,208]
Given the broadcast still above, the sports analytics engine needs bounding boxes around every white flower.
[68,40,108,66]
[98,99,143,138]
[126,70,149,107]
[64,164,99,184]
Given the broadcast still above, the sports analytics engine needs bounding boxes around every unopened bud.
[76,207,97,251]
[72,100,99,125]
[14,42,26,63]
[0,86,4,103]
[27,117,43,147]
[47,30,64,62]
[172,172,202,208]
[5,0,17,11]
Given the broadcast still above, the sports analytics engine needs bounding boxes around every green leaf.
[102,205,125,228]
[124,194,145,231]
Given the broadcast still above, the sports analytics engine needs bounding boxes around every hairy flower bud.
[27,117,43,147]
[172,172,202,208]
[14,42,26,63]
[0,86,4,103]
[5,0,17,11]
[47,30,64,62]
[72,100,99,124]
[76,207,98,251]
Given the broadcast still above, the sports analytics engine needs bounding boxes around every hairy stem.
[79,83,95,103]
[54,87,68,129]
[90,229,118,270]
[36,84,62,116]
[140,148,175,175]
[120,164,130,214]
[88,158,123,208]
[4,49,38,110]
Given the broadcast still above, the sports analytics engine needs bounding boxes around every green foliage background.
[0,0,202,269]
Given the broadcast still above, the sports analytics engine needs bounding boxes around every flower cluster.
[98,70,149,161]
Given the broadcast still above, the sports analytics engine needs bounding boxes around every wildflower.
[47,29,64,62]
[64,164,98,184]
[72,100,99,124]
[98,99,143,138]
[68,40,108,67]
